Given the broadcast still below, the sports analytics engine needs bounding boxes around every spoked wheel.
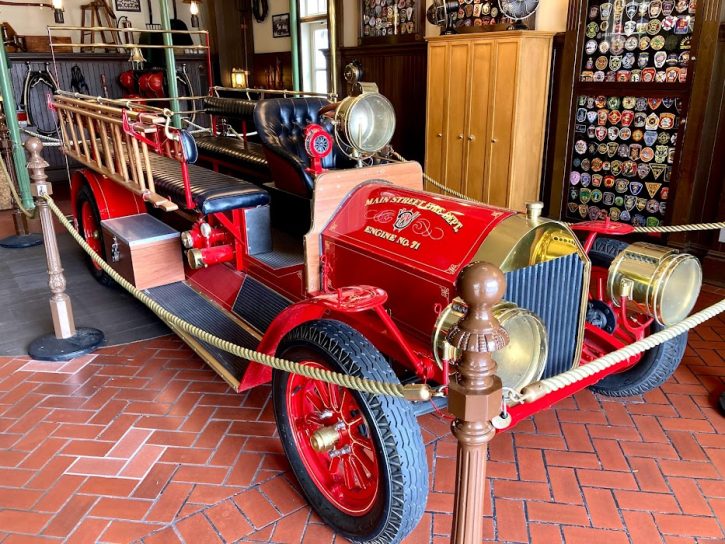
[273,320,428,544]
[76,184,115,287]
[587,237,688,396]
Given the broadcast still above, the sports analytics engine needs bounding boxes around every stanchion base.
[28,327,105,361]
[0,234,43,248]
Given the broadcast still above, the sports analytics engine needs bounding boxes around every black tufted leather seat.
[194,136,268,169]
[254,98,351,197]
[146,154,269,215]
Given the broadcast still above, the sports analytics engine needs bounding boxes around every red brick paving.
[0,287,722,543]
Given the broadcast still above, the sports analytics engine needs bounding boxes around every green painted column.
[158,0,181,128]
[0,46,33,210]
[290,0,300,91]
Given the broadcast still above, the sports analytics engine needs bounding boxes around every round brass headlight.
[335,92,396,155]
[607,242,702,326]
[432,300,548,392]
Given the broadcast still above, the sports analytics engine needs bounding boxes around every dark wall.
[338,42,428,164]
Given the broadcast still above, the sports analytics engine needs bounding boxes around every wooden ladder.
[80,0,121,52]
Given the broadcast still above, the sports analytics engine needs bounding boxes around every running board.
[145,282,261,389]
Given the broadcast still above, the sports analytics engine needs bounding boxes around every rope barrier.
[19,128,63,147]
[42,194,434,402]
[517,297,725,404]
[390,152,725,234]
[4,156,723,413]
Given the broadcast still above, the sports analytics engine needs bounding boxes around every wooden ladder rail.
[52,96,177,212]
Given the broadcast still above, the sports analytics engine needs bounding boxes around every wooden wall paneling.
[669,0,724,230]
[689,21,725,284]
[251,52,294,90]
[548,0,591,219]
[539,33,566,213]
[338,42,428,163]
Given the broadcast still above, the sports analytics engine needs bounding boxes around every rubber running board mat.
[145,282,260,383]
[233,276,291,333]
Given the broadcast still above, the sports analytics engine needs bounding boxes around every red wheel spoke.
[287,360,380,516]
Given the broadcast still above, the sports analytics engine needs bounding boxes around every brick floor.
[0,287,722,543]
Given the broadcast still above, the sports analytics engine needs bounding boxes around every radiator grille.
[504,253,585,378]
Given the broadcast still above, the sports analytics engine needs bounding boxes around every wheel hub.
[287,361,380,515]
[310,421,345,452]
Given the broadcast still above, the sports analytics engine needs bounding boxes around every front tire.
[588,237,689,397]
[272,320,428,544]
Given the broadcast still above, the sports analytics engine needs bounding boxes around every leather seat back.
[253,97,350,197]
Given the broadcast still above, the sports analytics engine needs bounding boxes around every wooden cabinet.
[424,31,554,210]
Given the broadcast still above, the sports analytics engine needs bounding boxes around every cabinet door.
[443,42,471,195]
[485,40,519,207]
[425,43,449,191]
[462,40,493,202]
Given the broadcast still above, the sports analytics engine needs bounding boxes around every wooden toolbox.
[101,214,184,290]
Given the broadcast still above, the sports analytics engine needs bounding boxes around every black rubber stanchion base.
[28,327,105,361]
[0,234,43,248]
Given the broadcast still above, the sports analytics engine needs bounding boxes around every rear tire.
[273,319,428,543]
[76,184,115,288]
[588,237,688,397]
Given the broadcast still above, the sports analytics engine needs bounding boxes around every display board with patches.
[565,94,680,227]
[360,0,424,41]
[451,0,503,29]
[560,0,699,226]
[579,0,694,83]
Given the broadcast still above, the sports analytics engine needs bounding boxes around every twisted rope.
[390,152,724,234]
[518,298,725,403]
[19,128,63,147]
[43,195,431,401]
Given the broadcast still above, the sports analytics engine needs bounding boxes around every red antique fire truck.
[50,87,702,543]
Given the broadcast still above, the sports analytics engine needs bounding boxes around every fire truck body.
[55,91,703,544]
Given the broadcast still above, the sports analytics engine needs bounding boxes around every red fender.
[71,169,145,222]
[238,286,440,392]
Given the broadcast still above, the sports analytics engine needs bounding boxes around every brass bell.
[129,47,146,67]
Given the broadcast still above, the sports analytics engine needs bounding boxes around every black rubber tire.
[588,237,689,397]
[272,320,428,544]
[75,185,115,288]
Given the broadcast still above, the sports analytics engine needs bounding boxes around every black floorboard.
[0,233,168,356]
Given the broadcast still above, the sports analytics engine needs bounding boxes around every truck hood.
[323,183,515,282]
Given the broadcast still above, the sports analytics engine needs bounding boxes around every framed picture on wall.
[115,0,141,12]
[273,13,291,38]
[359,0,425,45]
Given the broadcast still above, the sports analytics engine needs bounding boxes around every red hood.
[324,183,515,282]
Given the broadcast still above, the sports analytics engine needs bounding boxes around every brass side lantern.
[231,68,249,89]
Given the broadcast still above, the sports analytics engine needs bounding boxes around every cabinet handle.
[457,134,464,140]
[491,138,498,143]
[467,135,475,141]
[436,132,443,137]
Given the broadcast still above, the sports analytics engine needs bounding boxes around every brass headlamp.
[433,300,548,392]
[607,242,702,326]
[334,92,396,163]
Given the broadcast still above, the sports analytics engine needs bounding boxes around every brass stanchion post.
[25,138,104,361]
[446,261,508,544]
